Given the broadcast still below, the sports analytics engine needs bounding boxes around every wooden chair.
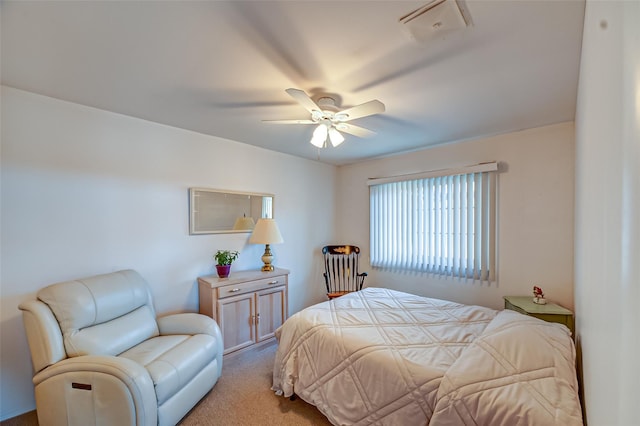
[322,245,368,299]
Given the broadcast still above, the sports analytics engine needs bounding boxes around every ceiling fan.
[263,88,385,148]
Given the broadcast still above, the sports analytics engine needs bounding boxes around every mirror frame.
[189,188,274,235]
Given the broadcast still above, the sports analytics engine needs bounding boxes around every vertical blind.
[262,196,273,218]
[368,163,497,281]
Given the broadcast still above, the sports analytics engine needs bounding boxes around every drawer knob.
[229,288,240,293]
[268,280,279,285]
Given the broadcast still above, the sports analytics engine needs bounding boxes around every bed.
[272,287,582,425]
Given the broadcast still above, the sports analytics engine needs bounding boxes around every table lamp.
[232,214,256,231]
[249,218,283,271]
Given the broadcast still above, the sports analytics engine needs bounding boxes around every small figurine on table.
[533,286,547,304]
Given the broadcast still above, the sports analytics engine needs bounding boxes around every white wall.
[575,1,640,424]
[337,122,575,311]
[0,86,336,420]
[0,91,581,422]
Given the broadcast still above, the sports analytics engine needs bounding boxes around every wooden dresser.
[198,268,289,355]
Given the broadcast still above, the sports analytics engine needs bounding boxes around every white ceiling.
[1,0,585,166]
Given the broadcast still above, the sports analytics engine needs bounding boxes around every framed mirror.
[189,188,274,234]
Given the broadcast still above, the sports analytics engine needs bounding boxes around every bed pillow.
[431,310,583,426]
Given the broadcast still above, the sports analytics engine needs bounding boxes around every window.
[368,163,497,281]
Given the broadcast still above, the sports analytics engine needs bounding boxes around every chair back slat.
[322,245,367,299]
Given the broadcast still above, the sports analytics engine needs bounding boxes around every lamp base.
[261,244,275,271]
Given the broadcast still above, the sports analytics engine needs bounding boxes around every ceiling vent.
[399,0,469,43]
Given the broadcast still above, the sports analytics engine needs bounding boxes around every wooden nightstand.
[503,296,574,334]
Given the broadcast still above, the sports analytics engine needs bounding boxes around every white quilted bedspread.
[431,309,583,425]
[272,287,498,425]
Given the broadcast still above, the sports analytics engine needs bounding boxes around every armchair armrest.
[157,313,221,338]
[33,355,157,426]
[19,299,66,373]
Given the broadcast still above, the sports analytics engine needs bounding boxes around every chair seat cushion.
[119,334,218,405]
[327,291,353,299]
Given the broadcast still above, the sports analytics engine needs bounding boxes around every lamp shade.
[328,127,345,147]
[310,123,328,148]
[249,219,284,244]
[233,216,256,230]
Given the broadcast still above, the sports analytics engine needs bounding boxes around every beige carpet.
[2,341,332,426]
[180,341,332,426]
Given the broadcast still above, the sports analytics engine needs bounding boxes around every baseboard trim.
[0,410,38,426]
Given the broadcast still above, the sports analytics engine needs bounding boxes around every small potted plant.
[214,250,239,278]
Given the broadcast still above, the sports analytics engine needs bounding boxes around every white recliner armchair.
[19,269,223,426]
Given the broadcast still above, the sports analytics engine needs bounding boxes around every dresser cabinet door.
[256,286,286,342]
[218,293,255,354]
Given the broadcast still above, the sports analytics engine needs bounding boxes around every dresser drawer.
[218,275,286,298]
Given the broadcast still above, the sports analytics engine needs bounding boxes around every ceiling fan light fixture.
[270,88,385,148]
[328,127,345,147]
[310,123,328,147]
[311,110,324,121]
[334,112,349,122]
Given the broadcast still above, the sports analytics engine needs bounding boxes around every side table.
[503,295,574,335]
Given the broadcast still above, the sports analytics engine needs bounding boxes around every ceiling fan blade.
[262,119,316,124]
[338,100,385,121]
[337,123,377,138]
[285,88,322,114]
